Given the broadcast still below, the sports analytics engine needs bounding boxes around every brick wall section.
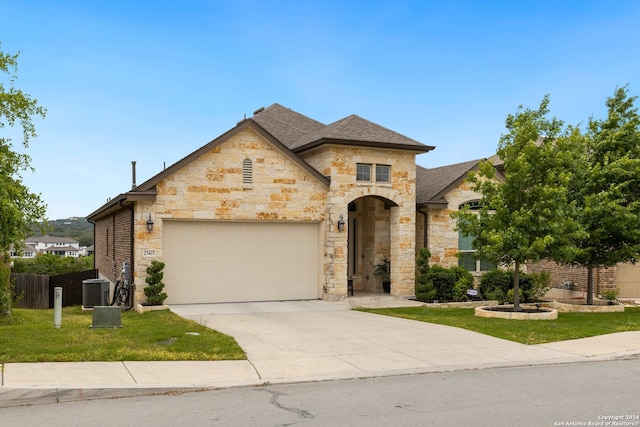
[527,259,617,294]
[93,208,133,284]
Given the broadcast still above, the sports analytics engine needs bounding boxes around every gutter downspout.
[87,219,96,270]
[119,201,136,308]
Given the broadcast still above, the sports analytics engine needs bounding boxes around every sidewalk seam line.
[122,362,138,384]
[247,360,262,380]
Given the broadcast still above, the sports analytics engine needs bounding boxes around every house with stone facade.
[88,102,640,305]
[88,104,439,305]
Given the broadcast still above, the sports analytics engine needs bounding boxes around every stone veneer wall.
[133,128,329,303]
[300,145,419,299]
[423,180,481,268]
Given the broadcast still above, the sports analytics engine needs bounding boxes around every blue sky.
[2,0,640,220]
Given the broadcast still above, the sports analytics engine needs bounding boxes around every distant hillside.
[30,217,94,247]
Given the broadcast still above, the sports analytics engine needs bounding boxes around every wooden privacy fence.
[11,269,99,309]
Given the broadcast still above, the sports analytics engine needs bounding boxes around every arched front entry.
[347,196,399,294]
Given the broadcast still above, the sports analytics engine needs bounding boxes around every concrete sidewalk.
[2,298,640,407]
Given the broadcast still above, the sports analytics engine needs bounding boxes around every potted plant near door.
[373,256,391,294]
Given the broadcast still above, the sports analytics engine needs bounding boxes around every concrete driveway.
[169,300,585,383]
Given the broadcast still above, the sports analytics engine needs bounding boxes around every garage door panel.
[162,221,319,304]
[616,264,640,298]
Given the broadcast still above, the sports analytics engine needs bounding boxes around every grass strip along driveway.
[358,306,640,345]
[0,307,245,363]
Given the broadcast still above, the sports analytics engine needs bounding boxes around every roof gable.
[88,120,331,220]
[416,159,483,206]
[89,103,433,220]
[251,103,325,147]
[288,114,432,152]
[251,104,433,153]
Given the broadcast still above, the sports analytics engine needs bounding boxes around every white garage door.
[616,264,640,298]
[162,221,320,304]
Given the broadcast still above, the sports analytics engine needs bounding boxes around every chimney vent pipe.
[131,161,137,190]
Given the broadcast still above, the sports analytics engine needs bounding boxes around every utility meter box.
[91,306,122,328]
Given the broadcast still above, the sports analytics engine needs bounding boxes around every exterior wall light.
[146,213,154,232]
[337,214,345,232]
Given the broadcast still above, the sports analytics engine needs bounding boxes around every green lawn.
[357,306,640,344]
[0,307,246,363]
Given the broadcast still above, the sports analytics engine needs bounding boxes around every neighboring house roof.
[88,103,433,221]
[9,243,36,252]
[416,159,484,207]
[43,245,78,252]
[25,235,80,245]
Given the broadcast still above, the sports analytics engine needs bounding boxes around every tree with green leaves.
[453,96,583,311]
[571,86,640,304]
[0,43,47,316]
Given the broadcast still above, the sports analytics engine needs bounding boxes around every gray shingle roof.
[251,103,326,147]
[252,104,432,153]
[43,245,78,252]
[25,235,79,245]
[416,159,483,205]
[89,103,432,220]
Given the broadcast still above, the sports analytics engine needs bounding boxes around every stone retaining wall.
[540,300,624,313]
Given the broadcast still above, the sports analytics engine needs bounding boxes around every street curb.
[0,387,209,408]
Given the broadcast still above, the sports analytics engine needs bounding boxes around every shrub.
[479,269,511,298]
[601,288,618,301]
[11,254,94,275]
[428,265,457,301]
[453,274,474,302]
[485,288,506,304]
[480,268,536,302]
[527,271,551,301]
[506,288,524,304]
[415,248,475,302]
[1,265,12,317]
[143,260,168,306]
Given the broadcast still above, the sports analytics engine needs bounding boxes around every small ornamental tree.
[570,86,640,304]
[144,260,168,306]
[415,248,437,302]
[453,96,583,311]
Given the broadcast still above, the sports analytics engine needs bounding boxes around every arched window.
[457,200,496,273]
[242,158,252,187]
